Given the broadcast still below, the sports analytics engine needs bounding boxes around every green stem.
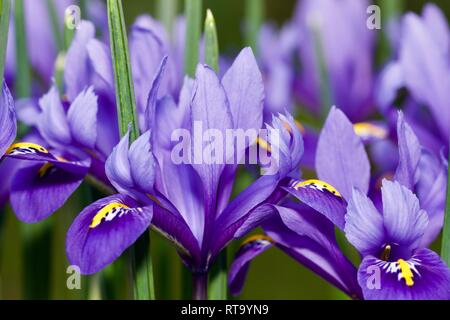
[0,0,11,78]
[245,0,263,56]
[46,0,64,52]
[441,148,450,266]
[130,231,155,300]
[14,0,31,97]
[208,251,227,300]
[184,0,202,77]
[79,0,88,21]
[0,207,24,299]
[64,10,76,51]
[88,273,102,300]
[107,0,140,141]
[203,8,226,299]
[204,9,219,73]
[311,22,333,119]
[156,0,178,38]
[107,0,154,300]
[377,0,404,65]
[192,272,208,300]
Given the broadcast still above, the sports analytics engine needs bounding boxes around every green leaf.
[130,232,155,300]
[376,0,404,65]
[204,8,226,300]
[107,0,139,141]
[208,250,227,300]
[0,0,10,79]
[245,0,264,56]
[184,0,202,77]
[107,0,154,300]
[441,149,450,266]
[64,8,76,51]
[204,9,219,73]
[156,0,178,37]
[311,24,333,119]
[14,0,32,98]
[46,0,64,52]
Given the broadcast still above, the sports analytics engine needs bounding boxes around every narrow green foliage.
[157,0,178,37]
[14,0,31,97]
[245,0,263,56]
[107,0,139,141]
[441,149,450,266]
[184,0,202,77]
[204,9,219,73]
[0,0,11,78]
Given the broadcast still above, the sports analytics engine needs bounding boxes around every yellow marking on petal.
[294,179,342,198]
[38,163,54,177]
[90,203,129,229]
[398,259,414,287]
[256,136,271,153]
[241,234,274,247]
[282,119,305,135]
[37,156,67,178]
[146,194,162,206]
[6,142,49,155]
[380,245,391,261]
[353,122,388,140]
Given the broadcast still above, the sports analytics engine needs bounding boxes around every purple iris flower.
[65,49,304,275]
[293,0,376,121]
[377,4,450,155]
[5,0,107,94]
[2,85,110,222]
[2,7,226,226]
[230,107,450,299]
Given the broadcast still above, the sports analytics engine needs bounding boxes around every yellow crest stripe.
[256,136,271,153]
[294,179,342,198]
[38,163,54,177]
[398,259,414,287]
[90,203,130,229]
[6,142,49,154]
[241,234,274,247]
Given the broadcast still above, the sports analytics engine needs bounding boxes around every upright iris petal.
[0,82,17,157]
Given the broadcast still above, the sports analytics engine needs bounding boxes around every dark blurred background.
[123,0,450,55]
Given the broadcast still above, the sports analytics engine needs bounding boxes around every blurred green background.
[0,0,449,300]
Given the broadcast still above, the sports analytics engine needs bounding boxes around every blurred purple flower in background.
[377,4,450,155]
[5,0,107,95]
[294,0,376,121]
